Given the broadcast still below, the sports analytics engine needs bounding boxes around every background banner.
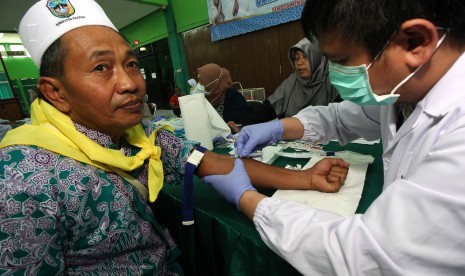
[208,0,305,41]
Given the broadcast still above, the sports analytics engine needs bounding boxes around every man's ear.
[396,19,439,69]
[38,76,71,113]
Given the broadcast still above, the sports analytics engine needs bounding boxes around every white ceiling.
[0,0,161,43]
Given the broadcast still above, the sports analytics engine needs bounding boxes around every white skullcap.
[19,0,118,68]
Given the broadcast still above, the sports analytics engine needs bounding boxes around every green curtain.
[0,73,14,99]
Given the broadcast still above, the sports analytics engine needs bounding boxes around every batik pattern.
[0,122,197,274]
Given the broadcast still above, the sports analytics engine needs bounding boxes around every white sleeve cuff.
[293,114,323,142]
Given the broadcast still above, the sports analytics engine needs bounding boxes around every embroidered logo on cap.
[47,0,75,18]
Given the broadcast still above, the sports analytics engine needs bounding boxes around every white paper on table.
[259,145,283,164]
[332,138,380,145]
[262,146,374,165]
[334,150,374,164]
[179,94,230,150]
[272,156,370,216]
[228,145,283,164]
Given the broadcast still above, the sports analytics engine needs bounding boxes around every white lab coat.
[253,53,465,275]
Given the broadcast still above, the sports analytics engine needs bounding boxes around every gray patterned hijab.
[267,38,339,117]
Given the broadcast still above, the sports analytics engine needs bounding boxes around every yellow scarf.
[0,99,168,202]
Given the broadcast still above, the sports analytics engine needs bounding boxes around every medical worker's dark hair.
[301,0,465,58]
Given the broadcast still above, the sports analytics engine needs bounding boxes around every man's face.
[293,50,312,79]
[319,31,409,97]
[57,26,146,139]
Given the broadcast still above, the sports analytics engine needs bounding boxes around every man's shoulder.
[140,120,157,136]
[1,145,67,172]
[0,144,93,167]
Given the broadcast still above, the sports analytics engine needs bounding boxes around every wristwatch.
[183,145,207,225]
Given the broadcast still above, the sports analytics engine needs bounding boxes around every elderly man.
[0,0,348,274]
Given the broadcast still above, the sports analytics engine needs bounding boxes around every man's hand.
[305,158,350,192]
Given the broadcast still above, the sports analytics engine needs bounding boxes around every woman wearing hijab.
[195,63,249,123]
[228,38,340,132]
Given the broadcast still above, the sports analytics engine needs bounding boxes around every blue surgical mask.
[329,29,448,105]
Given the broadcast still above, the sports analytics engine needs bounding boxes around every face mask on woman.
[191,83,209,95]
[191,69,223,96]
[328,29,448,105]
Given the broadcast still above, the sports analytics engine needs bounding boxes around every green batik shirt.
[0,120,198,275]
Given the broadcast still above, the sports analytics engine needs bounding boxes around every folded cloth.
[179,94,231,150]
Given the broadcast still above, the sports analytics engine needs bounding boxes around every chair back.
[246,100,263,114]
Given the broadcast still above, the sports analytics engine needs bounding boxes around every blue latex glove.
[234,120,284,157]
[202,159,256,210]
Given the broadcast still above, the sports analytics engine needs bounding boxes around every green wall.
[119,0,209,94]
[172,0,209,33]
[120,9,169,48]
[3,58,38,79]
[128,0,168,5]
[1,0,210,88]
[120,0,209,48]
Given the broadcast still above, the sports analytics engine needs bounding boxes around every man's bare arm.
[196,150,349,192]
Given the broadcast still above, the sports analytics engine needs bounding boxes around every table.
[153,141,384,275]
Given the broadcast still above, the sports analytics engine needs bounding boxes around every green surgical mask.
[328,62,400,105]
[328,30,448,105]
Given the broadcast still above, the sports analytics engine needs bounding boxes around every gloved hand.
[234,120,284,157]
[202,159,256,210]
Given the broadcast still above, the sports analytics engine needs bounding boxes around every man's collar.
[73,122,120,150]
[419,52,465,118]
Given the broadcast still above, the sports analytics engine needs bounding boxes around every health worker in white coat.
[202,0,465,275]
